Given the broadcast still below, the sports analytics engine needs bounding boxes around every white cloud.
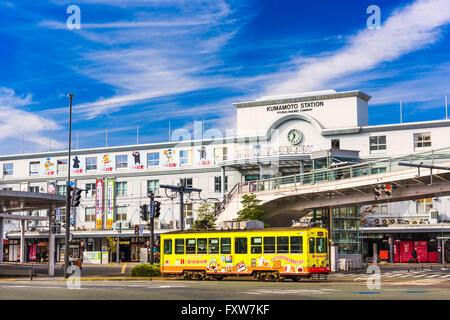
[0,87,64,153]
[266,0,450,95]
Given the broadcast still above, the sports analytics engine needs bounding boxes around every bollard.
[30,265,33,281]
[408,264,410,273]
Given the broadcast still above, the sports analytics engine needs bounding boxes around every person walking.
[412,248,418,263]
[36,251,41,264]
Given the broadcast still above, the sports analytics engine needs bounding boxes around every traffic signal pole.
[149,192,155,265]
[64,94,73,279]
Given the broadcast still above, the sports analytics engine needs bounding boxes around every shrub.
[130,263,161,277]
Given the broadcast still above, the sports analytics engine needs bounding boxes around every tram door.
[233,237,249,273]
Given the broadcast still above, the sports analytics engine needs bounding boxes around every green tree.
[236,193,267,226]
[192,202,217,230]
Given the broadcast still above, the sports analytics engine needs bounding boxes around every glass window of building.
[29,161,40,175]
[85,207,95,222]
[147,180,159,195]
[183,203,193,217]
[214,147,227,163]
[369,136,386,152]
[417,198,433,213]
[85,183,96,197]
[414,132,431,148]
[116,206,127,221]
[57,185,66,196]
[179,150,193,165]
[331,139,340,150]
[116,182,127,196]
[180,178,192,188]
[116,155,127,168]
[331,206,360,255]
[86,157,97,171]
[214,176,228,192]
[147,152,159,167]
[29,186,40,193]
[3,163,13,176]
[57,159,68,173]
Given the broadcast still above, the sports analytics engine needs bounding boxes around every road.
[1,268,450,300]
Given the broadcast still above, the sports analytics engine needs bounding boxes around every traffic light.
[56,223,61,234]
[140,204,148,221]
[71,188,82,207]
[154,201,161,218]
[134,225,140,235]
[49,210,56,223]
[384,184,392,197]
[374,185,382,199]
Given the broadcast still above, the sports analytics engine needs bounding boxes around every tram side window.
[290,236,303,254]
[186,238,196,254]
[164,239,172,255]
[175,239,185,254]
[221,238,231,254]
[277,237,289,253]
[316,237,327,254]
[235,238,248,254]
[264,237,275,254]
[251,237,262,254]
[309,237,315,254]
[197,238,207,254]
[209,238,219,254]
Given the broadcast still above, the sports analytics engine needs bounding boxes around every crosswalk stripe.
[440,275,450,278]
[425,275,440,278]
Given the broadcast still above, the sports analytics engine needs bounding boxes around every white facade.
[1,89,450,237]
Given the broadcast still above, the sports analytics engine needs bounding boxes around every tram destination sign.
[266,100,325,114]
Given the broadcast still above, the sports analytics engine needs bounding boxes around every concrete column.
[221,166,226,201]
[389,234,394,263]
[48,232,55,276]
[299,160,304,184]
[259,163,264,180]
[373,242,377,264]
[0,218,4,264]
[20,220,25,263]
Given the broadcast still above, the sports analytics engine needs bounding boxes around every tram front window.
[316,237,327,254]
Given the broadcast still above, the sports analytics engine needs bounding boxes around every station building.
[1,89,450,264]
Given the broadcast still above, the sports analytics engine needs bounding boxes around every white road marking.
[241,289,341,295]
[425,275,441,278]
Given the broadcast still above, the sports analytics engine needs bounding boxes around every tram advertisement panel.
[96,179,104,229]
[106,178,115,228]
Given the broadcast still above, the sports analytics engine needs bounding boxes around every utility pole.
[48,210,55,276]
[160,183,202,231]
[64,93,74,279]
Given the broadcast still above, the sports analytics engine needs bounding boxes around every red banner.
[96,179,103,229]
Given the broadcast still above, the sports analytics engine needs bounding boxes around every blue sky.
[0,0,449,155]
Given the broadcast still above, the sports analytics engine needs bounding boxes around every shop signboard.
[129,151,145,170]
[161,148,178,168]
[83,251,102,264]
[194,145,213,166]
[71,155,85,174]
[47,181,56,194]
[400,241,413,263]
[96,179,104,229]
[414,241,428,263]
[106,178,115,228]
[41,157,56,176]
[99,153,114,172]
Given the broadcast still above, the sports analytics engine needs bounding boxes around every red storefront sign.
[399,241,413,263]
[394,242,400,263]
[428,251,439,263]
[414,241,428,263]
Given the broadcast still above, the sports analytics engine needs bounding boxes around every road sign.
[139,226,143,236]
[149,200,154,218]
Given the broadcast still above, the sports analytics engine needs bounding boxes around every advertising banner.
[414,241,428,263]
[161,148,178,168]
[106,178,115,228]
[96,179,104,229]
[99,153,114,172]
[47,181,56,194]
[71,155,85,174]
[128,151,145,170]
[41,157,56,176]
[194,145,213,166]
[20,182,28,192]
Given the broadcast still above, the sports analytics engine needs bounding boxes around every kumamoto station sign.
[266,100,325,114]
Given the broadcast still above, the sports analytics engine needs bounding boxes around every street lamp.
[64,93,74,278]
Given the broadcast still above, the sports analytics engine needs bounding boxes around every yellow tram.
[160,226,330,281]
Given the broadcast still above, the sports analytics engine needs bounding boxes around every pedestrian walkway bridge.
[215,147,450,226]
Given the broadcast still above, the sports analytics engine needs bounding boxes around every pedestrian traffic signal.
[140,204,148,221]
[154,201,161,218]
[384,184,392,197]
[70,188,83,207]
[134,225,140,235]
